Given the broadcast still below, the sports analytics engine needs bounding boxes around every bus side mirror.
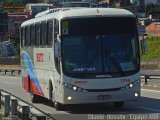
[54,35,61,58]
[55,40,61,58]
[141,39,147,55]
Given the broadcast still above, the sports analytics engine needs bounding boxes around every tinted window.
[47,20,53,45]
[41,21,47,45]
[61,17,137,36]
[30,24,35,45]
[26,26,31,46]
[36,23,41,46]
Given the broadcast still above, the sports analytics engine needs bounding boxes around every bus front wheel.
[113,102,124,108]
[54,101,63,111]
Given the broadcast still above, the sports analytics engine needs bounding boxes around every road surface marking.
[0,76,19,79]
[3,81,17,85]
[139,106,160,112]
[141,89,160,93]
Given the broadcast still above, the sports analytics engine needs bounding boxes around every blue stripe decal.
[21,51,43,95]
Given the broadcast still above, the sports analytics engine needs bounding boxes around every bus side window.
[54,19,59,39]
[36,23,41,46]
[41,21,47,45]
[20,28,22,47]
[31,24,35,46]
[26,25,31,46]
[47,20,53,46]
[21,27,25,47]
[54,19,60,74]
[24,27,27,46]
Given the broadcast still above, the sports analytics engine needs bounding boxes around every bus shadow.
[39,96,160,114]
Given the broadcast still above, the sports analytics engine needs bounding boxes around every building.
[8,12,32,35]
[98,0,114,6]
[0,12,8,41]
[21,0,39,4]
[138,0,145,12]
[0,41,15,57]
[114,0,131,7]
[44,0,56,3]
[146,22,160,36]
[130,0,140,5]
[6,12,32,44]
[99,0,114,3]
[25,3,53,17]
[145,0,160,5]
[139,0,145,6]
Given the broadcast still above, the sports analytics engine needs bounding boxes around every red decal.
[36,53,44,62]
[24,75,29,92]
[24,75,44,96]
[30,80,43,96]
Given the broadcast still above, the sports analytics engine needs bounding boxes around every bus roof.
[21,8,135,27]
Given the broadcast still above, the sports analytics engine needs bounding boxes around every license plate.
[97,95,111,100]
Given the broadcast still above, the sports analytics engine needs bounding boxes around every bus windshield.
[61,17,139,77]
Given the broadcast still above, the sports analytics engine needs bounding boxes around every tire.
[49,81,53,100]
[113,102,124,108]
[54,101,64,111]
[30,94,39,103]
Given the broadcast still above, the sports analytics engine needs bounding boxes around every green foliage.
[0,0,24,6]
[140,36,160,59]
[145,4,160,15]
[37,0,44,2]
[0,0,24,12]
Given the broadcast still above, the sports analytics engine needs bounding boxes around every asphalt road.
[0,76,160,120]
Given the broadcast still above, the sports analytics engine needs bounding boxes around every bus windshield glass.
[61,17,139,77]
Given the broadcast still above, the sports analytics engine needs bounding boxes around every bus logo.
[36,53,44,62]
[96,75,112,78]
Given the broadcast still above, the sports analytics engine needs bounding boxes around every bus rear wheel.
[54,101,64,111]
[113,102,124,108]
[30,94,39,103]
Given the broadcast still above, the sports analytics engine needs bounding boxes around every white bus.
[20,8,140,110]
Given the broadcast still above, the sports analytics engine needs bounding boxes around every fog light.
[73,86,77,91]
[135,93,139,97]
[68,96,72,100]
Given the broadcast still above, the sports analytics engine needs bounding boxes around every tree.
[0,0,24,12]
[145,3,160,15]
[0,0,24,6]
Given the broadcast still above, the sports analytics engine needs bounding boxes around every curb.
[141,83,160,90]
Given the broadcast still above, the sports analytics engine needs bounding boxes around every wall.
[141,58,160,70]
[0,57,20,65]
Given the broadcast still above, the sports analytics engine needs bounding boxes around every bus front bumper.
[62,85,140,105]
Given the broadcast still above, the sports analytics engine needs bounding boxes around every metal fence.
[0,57,20,65]
[0,89,54,120]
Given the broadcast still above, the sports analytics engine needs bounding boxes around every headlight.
[129,83,133,88]
[135,93,139,97]
[63,82,86,92]
[122,80,140,90]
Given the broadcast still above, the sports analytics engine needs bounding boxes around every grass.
[140,36,160,59]
[0,107,3,119]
